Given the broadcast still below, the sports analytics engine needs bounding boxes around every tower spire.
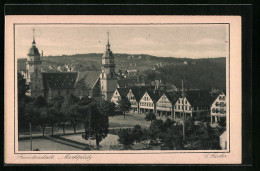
[32,28,36,46]
[106,31,110,50]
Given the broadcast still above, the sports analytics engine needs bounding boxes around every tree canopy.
[117,96,131,119]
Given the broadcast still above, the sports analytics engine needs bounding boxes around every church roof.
[27,46,40,56]
[42,72,78,89]
[80,71,101,89]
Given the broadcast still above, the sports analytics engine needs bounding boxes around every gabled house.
[210,91,226,124]
[139,90,160,114]
[111,87,130,106]
[173,90,212,120]
[156,91,181,118]
[126,86,148,113]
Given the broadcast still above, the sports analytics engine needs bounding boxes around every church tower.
[100,32,118,100]
[25,28,43,98]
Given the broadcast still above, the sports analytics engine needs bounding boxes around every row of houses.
[111,86,226,125]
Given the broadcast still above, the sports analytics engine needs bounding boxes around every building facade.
[139,91,157,114]
[210,92,226,124]
[156,91,181,118]
[173,90,212,120]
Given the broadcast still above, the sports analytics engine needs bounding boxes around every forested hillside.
[143,58,226,90]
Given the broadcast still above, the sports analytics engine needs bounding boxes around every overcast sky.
[15,24,228,59]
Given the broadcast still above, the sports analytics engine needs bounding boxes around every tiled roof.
[209,91,226,105]
[130,86,156,101]
[184,90,213,106]
[42,72,78,89]
[80,71,101,89]
[164,91,182,104]
[146,90,162,102]
[116,88,130,97]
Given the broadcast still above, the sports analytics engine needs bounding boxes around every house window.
[185,106,187,110]
[189,106,191,110]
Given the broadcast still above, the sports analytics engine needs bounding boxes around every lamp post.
[89,112,91,150]
[182,81,185,141]
[29,122,32,151]
[26,112,33,151]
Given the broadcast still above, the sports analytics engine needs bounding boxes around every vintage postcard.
[5,15,241,164]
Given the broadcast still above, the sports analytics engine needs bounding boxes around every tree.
[37,107,49,137]
[62,95,80,134]
[184,121,221,150]
[145,112,157,124]
[160,125,184,150]
[17,73,32,135]
[24,101,39,151]
[118,129,134,149]
[130,125,144,143]
[117,96,131,119]
[17,72,29,101]
[47,107,59,136]
[98,100,116,117]
[148,119,164,144]
[83,102,109,148]
[18,96,34,135]
[34,96,48,108]
[50,96,66,135]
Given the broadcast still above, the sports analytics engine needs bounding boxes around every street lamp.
[181,81,185,141]
[25,112,33,151]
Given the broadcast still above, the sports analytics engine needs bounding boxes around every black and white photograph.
[16,23,228,151]
[5,15,242,164]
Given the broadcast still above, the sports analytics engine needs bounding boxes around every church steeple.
[106,32,110,50]
[100,32,117,101]
[26,27,43,98]
[32,28,36,46]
